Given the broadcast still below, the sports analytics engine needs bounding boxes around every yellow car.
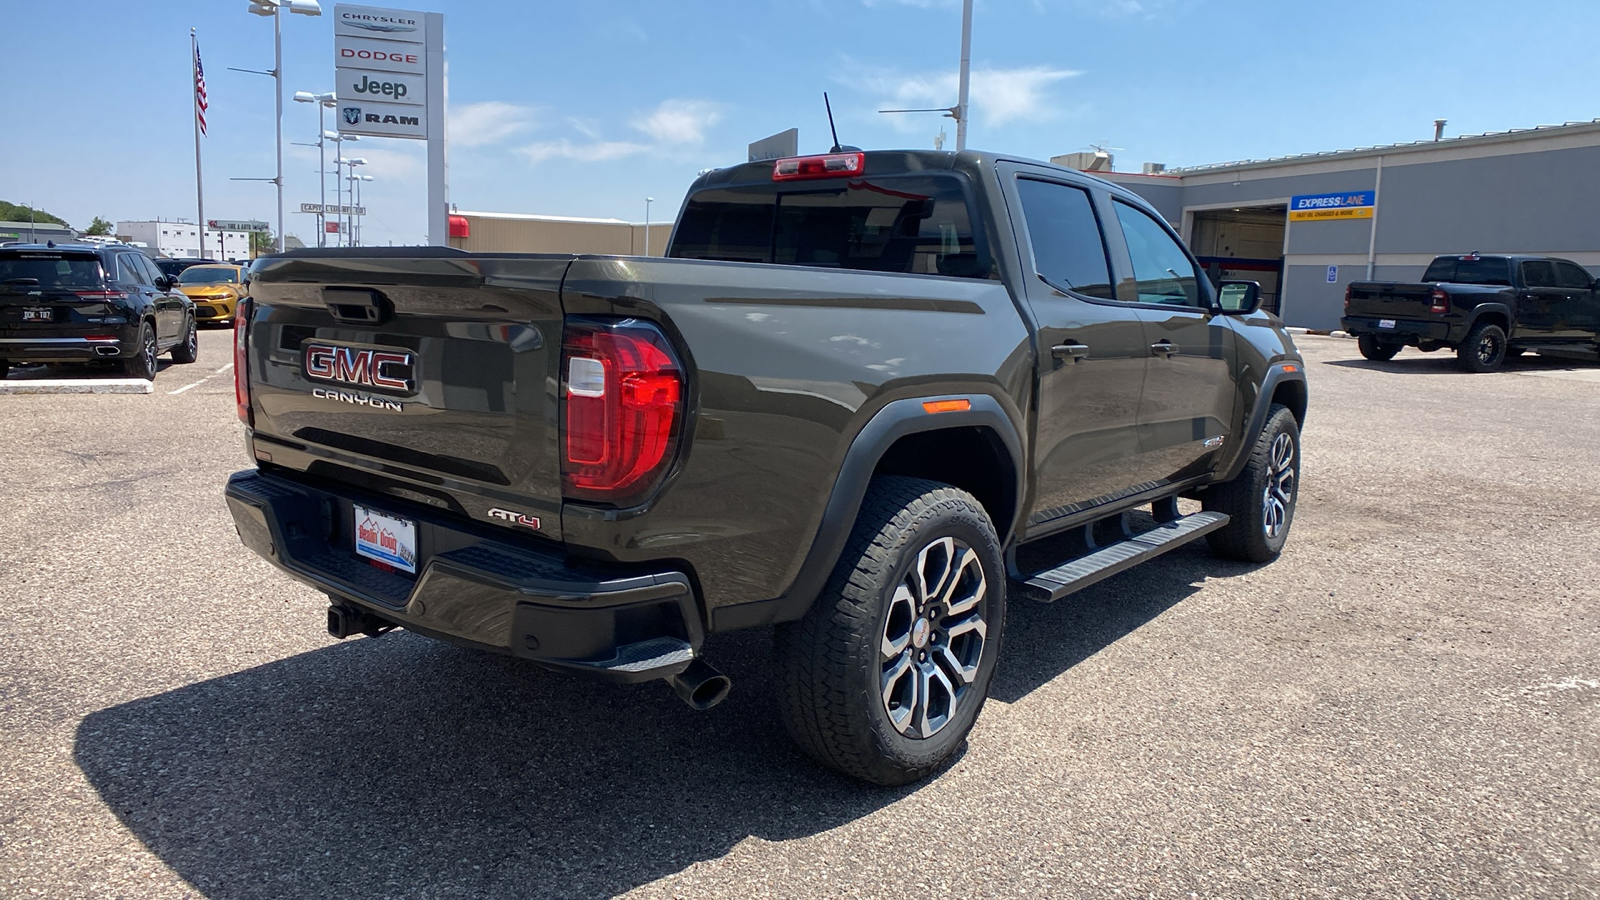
[176,264,248,325]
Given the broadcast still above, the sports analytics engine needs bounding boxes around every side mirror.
[156,275,176,290]
[1218,280,1263,315]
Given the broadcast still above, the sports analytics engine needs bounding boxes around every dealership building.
[115,220,254,261]
[448,118,1600,332]
[1100,118,1600,330]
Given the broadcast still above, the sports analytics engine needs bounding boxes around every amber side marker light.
[1281,364,1300,373]
[922,399,971,414]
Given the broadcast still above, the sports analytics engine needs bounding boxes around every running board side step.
[1013,511,1230,603]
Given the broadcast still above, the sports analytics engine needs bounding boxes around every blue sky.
[4,0,1600,247]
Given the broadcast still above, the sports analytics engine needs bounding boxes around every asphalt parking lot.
[1,332,1595,899]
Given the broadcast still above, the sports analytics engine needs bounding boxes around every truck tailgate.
[244,251,571,537]
[1345,282,1436,320]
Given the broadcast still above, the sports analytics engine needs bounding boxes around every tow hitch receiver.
[327,603,394,639]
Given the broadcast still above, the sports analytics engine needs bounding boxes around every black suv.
[154,257,221,281]
[0,243,199,380]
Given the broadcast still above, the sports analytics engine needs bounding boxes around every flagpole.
[192,28,207,260]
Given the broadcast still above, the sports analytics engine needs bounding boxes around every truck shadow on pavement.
[1322,353,1595,374]
[73,550,1234,899]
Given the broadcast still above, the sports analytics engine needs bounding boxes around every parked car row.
[0,242,207,380]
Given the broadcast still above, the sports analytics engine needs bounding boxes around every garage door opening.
[1189,206,1287,315]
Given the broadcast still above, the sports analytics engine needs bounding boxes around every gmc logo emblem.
[304,343,415,393]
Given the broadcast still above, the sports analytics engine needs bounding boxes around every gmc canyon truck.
[1344,253,1600,372]
[226,149,1308,784]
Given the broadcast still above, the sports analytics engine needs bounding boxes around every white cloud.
[449,101,538,147]
[872,65,1080,128]
[515,139,650,165]
[630,99,721,146]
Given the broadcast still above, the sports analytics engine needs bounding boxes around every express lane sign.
[1288,191,1375,222]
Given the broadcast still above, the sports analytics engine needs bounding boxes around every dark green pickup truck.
[226,149,1307,784]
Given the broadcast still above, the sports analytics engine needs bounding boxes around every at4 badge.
[487,507,540,531]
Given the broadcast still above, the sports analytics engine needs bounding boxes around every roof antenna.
[823,93,860,153]
[824,92,842,153]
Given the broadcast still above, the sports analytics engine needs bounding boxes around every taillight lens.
[1343,285,1353,314]
[1429,288,1449,314]
[234,298,252,425]
[561,317,684,505]
[772,152,865,181]
[73,290,130,303]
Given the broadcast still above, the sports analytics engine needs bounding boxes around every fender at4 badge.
[487,507,541,531]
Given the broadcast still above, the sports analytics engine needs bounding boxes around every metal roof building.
[1098,119,1600,330]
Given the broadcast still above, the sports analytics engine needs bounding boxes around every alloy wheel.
[1477,330,1501,365]
[880,536,989,739]
[1261,432,1296,539]
[142,330,157,374]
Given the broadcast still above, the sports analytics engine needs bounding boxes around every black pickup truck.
[226,149,1308,784]
[1343,253,1600,371]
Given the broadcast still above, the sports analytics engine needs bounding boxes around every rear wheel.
[775,476,1005,785]
[0,359,9,380]
[1457,321,1507,372]
[170,314,199,364]
[123,322,158,380]
[1357,334,1400,361]
[1204,404,1300,563]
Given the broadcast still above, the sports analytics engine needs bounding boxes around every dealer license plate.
[22,308,51,322]
[353,505,418,574]
[1378,319,1396,329]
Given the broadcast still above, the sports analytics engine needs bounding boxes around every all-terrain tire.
[0,359,9,380]
[1357,334,1400,361]
[1457,321,1508,373]
[123,322,158,380]
[775,476,1006,785]
[1203,404,1300,563]
[170,314,199,364]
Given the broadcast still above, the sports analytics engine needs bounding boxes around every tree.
[249,230,276,258]
[84,216,113,236]
[0,201,70,229]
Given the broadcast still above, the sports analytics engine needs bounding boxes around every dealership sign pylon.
[333,4,448,245]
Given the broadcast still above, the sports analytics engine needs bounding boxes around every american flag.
[193,38,209,136]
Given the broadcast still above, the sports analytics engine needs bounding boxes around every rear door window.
[1014,178,1113,299]
[1450,257,1511,286]
[672,175,993,279]
[1521,260,1556,288]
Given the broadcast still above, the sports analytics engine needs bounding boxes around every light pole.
[334,157,366,247]
[876,0,974,151]
[643,197,655,256]
[293,91,336,246]
[348,172,372,245]
[246,0,322,252]
[323,133,357,245]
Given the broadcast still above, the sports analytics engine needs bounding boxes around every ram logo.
[304,343,415,394]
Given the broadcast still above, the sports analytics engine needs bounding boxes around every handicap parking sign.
[1327,265,1338,283]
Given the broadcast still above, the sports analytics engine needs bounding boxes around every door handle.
[1051,342,1090,363]
[1150,340,1178,358]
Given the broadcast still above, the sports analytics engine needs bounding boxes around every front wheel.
[1203,404,1301,563]
[1357,334,1400,361]
[170,315,199,364]
[775,476,1005,785]
[1457,321,1508,372]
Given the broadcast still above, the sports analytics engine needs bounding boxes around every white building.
[115,220,252,260]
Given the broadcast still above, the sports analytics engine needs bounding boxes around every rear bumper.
[1341,316,1458,344]
[225,469,704,682]
[0,334,130,362]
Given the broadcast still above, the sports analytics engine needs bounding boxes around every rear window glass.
[671,175,993,280]
[0,254,103,289]
[179,267,240,285]
[1423,256,1511,286]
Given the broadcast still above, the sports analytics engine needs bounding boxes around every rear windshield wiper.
[2,278,41,286]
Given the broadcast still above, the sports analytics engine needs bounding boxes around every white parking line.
[168,363,234,396]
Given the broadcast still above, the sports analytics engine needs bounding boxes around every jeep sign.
[336,69,425,107]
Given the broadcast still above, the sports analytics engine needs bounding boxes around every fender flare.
[765,393,1025,625]
[1216,363,1307,484]
[1464,302,1513,330]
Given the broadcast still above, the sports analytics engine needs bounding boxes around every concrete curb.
[0,379,154,395]
[1329,330,1353,339]
[1285,327,1309,334]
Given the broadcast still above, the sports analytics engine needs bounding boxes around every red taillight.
[1344,285,1353,314]
[1429,288,1450,315]
[73,290,129,302]
[772,152,865,181]
[234,298,252,425]
[561,318,684,504]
